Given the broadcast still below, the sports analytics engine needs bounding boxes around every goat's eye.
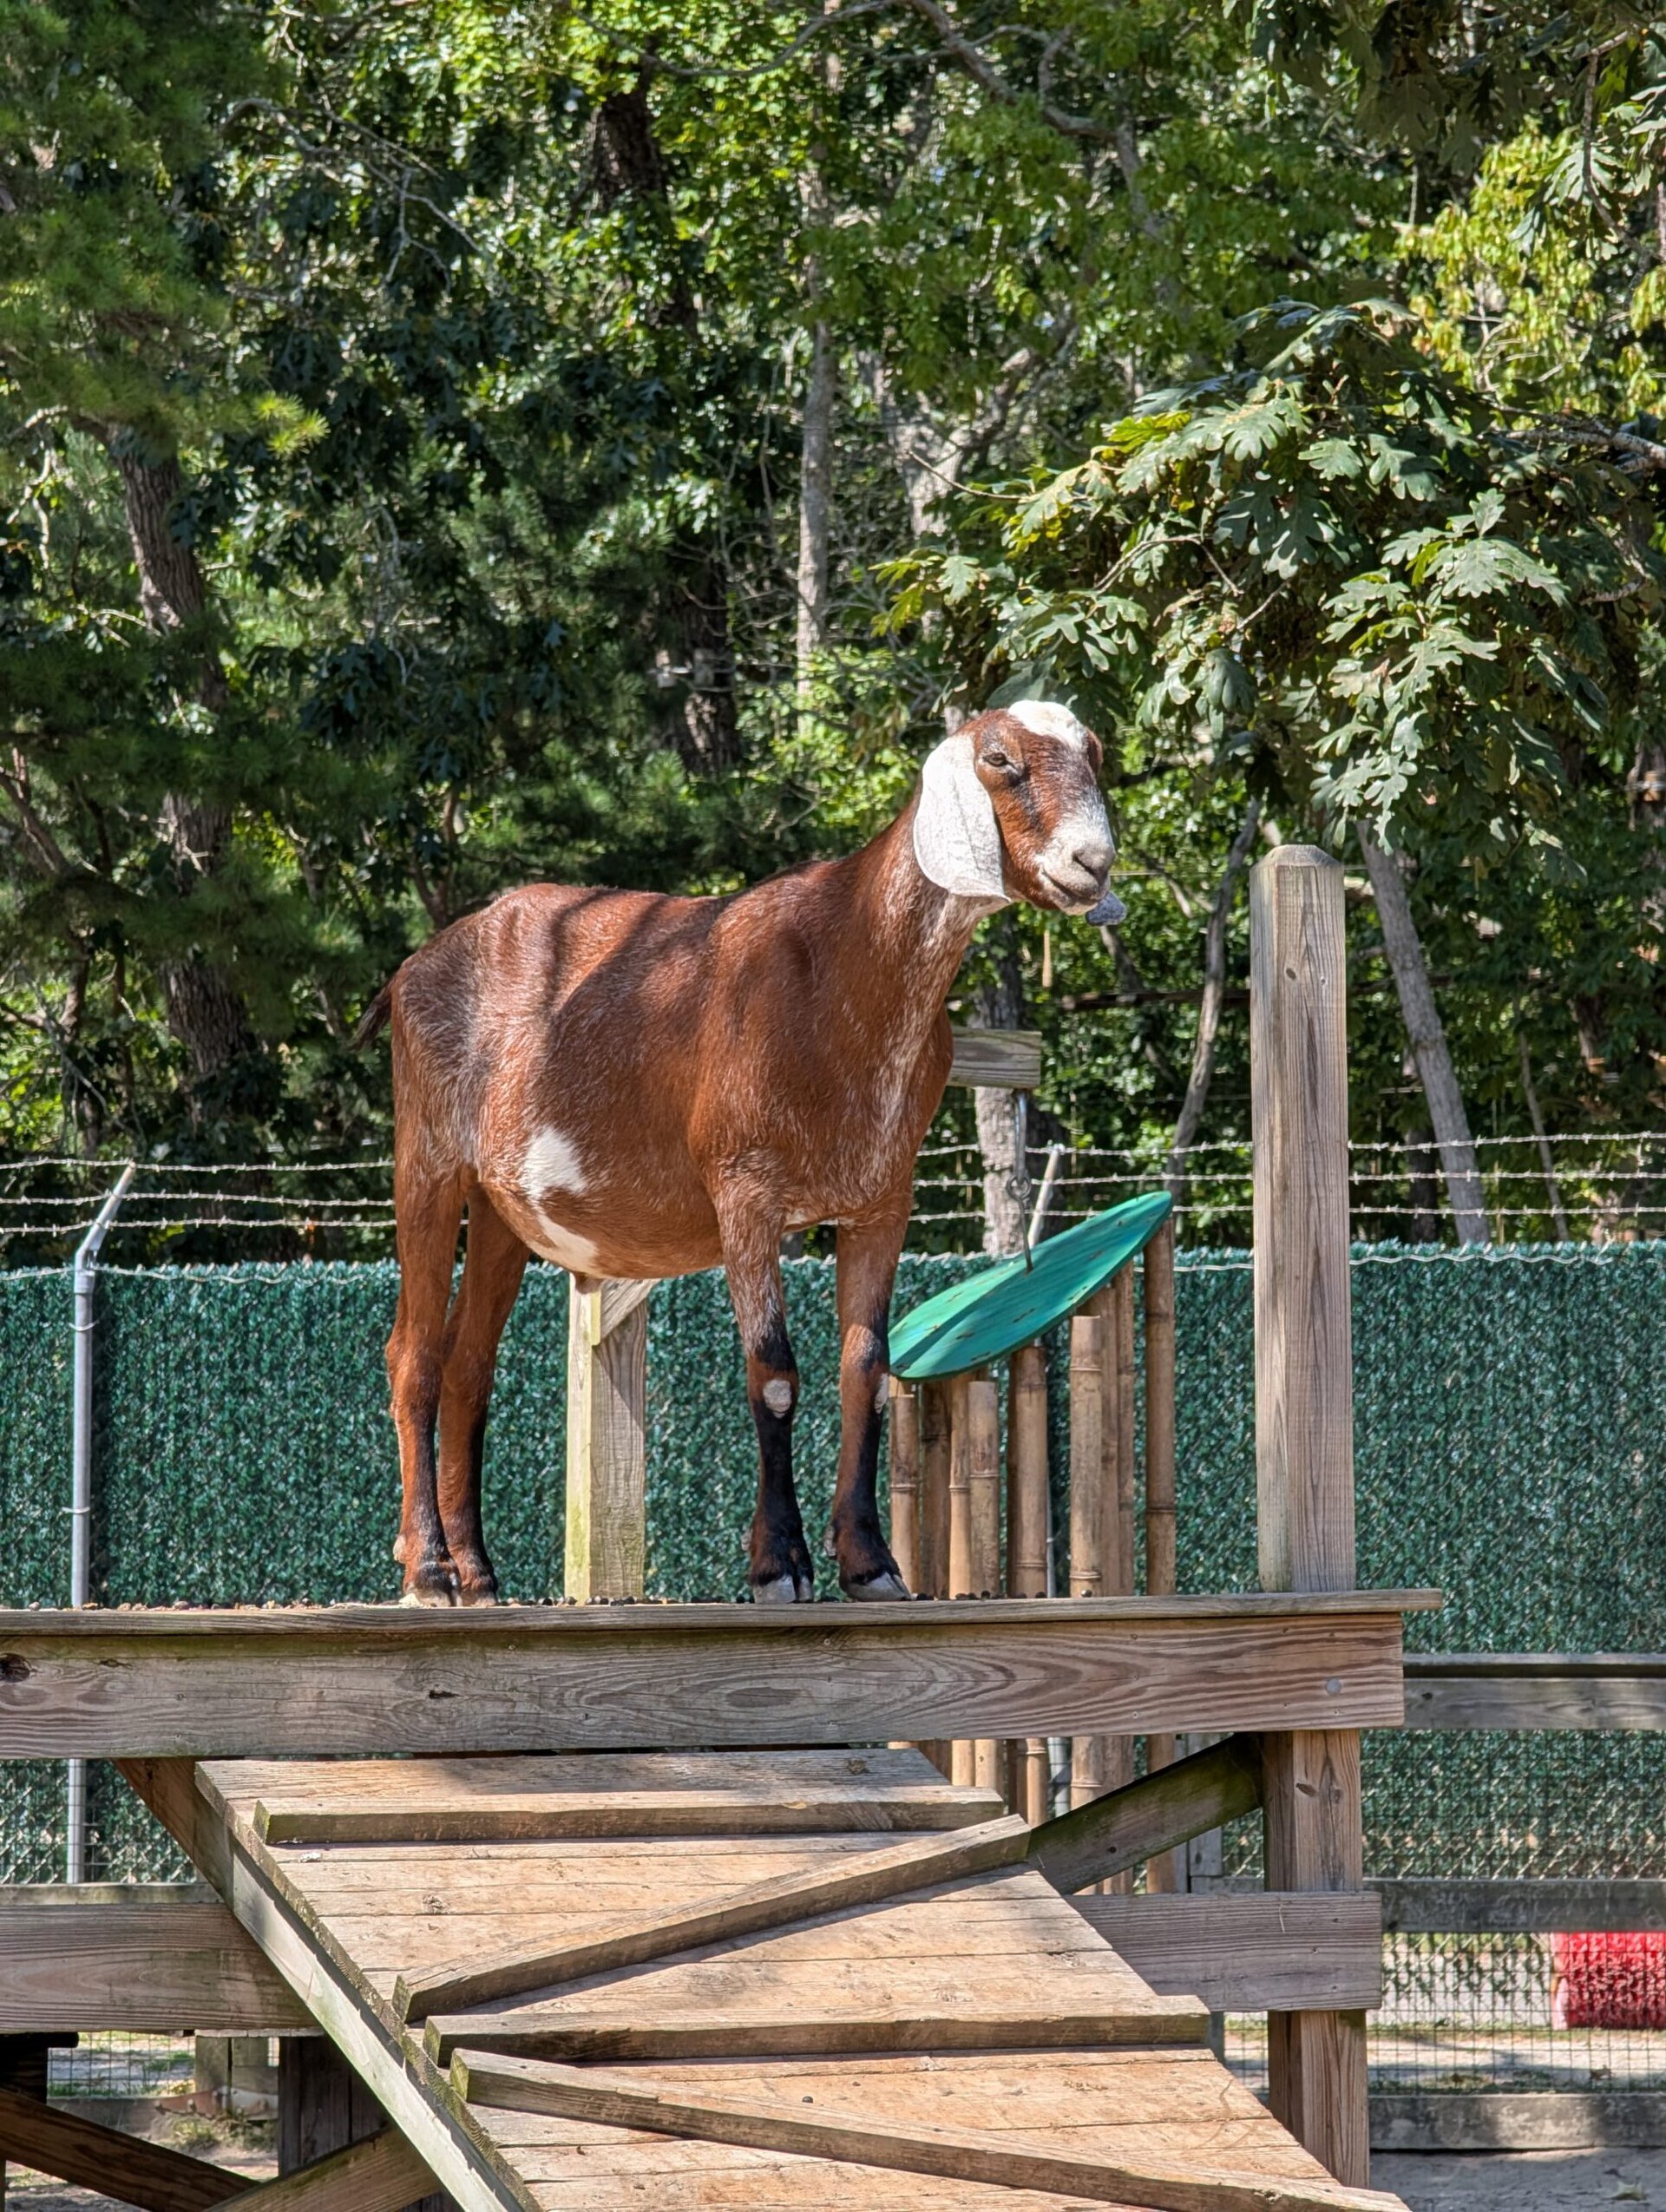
[985,746,1010,768]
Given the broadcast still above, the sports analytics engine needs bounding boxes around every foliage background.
[1,1,1662,1215]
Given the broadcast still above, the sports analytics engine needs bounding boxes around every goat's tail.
[351,983,393,1051]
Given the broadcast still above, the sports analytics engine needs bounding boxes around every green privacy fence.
[3,1244,1665,1883]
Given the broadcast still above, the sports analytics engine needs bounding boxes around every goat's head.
[912,702,1124,922]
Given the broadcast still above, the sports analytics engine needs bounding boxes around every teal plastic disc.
[889,1191,1173,1380]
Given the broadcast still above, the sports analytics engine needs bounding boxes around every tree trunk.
[796,313,835,712]
[1358,830,1487,1244]
[974,922,1027,1256]
[109,445,254,1083]
[672,556,739,770]
[1165,800,1258,1204]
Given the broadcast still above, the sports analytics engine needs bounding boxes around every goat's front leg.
[829,1198,910,1600]
[720,1197,814,1604]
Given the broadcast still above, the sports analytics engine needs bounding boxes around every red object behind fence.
[1551,1933,1666,2028]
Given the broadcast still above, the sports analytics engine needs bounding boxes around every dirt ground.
[9,2148,1666,2211]
[1373,2149,1666,2208]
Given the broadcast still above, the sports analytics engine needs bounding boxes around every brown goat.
[359,703,1120,1605]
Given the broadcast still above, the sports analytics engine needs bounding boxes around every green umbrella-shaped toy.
[889,1191,1172,1381]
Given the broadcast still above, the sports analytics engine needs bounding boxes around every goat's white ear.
[913,733,1008,902]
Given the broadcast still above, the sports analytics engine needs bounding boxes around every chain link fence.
[4,1240,1666,2093]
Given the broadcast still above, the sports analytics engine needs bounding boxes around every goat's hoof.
[842,1569,911,1601]
[399,1584,457,1608]
[751,1573,815,1605]
[456,1582,501,1607]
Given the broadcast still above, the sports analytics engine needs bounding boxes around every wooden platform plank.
[309,1880,1134,1979]
[417,1872,1205,2059]
[0,1601,1420,1756]
[453,2051,1401,2212]
[249,1750,998,1843]
[174,1745,1407,2212]
[395,1815,1031,2021]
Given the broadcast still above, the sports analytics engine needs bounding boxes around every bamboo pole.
[1099,1272,1138,1884]
[1007,1344,1049,1595]
[967,1375,1001,1598]
[917,1379,952,1777]
[1112,1267,1138,1605]
[1141,1219,1184,1891]
[967,1374,1002,1795]
[1068,1313,1105,1811]
[1007,1341,1052,1821]
[888,1379,921,1594]
[947,1374,974,1601]
[919,1380,950,1599]
[946,1375,975,1787]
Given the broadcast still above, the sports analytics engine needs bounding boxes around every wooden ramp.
[154,1748,1404,2212]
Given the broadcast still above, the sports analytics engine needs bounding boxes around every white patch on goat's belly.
[518,1126,600,1271]
[522,1126,588,1198]
[1008,699,1090,749]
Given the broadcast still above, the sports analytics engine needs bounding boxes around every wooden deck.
[124,1745,1405,2212]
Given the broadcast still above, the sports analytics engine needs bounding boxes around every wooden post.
[1250,844,1368,2188]
[279,2038,451,2212]
[1141,1218,1184,1892]
[1068,1314,1105,1811]
[889,1380,921,1593]
[565,1278,652,1601]
[1007,1342,1051,1821]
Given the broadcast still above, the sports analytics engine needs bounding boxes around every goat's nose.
[1073,837,1113,882]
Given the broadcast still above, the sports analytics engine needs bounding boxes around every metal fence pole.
[66,1163,135,1883]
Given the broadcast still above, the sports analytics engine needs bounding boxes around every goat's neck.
[836,806,999,1048]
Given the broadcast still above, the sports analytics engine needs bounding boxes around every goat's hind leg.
[437,1188,529,1605]
[721,1204,813,1604]
[386,1167,467,1605]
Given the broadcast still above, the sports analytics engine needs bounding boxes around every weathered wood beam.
[946,1027,1042,1090]
[1371,2091,1666,2154]
[1373,1876,1666,1933]
[1070,1892,1383,2012]
[215,2131,433,2212]
[1403,1653,1666,1729]
[0,1598,1425,1757]
[0,1889,307,2033]
[565,1277,649,1602]
[393,1814,1030,2023]
[1250,845,1369,2190]
[451,2049,1402,2212]
[1026,1734,1263,1895]
[0,2085,243,2212]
